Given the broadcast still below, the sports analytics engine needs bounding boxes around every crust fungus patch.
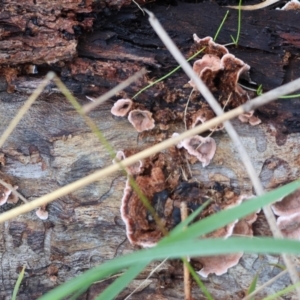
[128,109,155,132]
[111,98,133,117]
[272,189,300,240]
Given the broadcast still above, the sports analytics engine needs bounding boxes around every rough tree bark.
[0,1,300,299]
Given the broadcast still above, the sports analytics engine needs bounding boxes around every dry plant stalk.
[144,9,300,296]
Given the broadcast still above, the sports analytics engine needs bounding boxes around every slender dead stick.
[181,202,191,300]
[144,9,300,296]
[0,72,54,148]
[82,69,146,114]
[0,75,300,223]
[227,0,280,10]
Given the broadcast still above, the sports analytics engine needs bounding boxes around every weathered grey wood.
[1,1,300,299]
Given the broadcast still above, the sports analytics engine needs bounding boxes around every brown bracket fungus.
[190,35,254,110]
[192,35,228,58]
[111,98,133,117]
[181,135,217,167]
[0,173,19,205]
[278,0,300,10]
[197,196,257,277]
[36,205,49,220]
[188,54,223,91]
[128,109,155,132]
[272,189,300,240]
[238,110,262,126]
[191,107,224,131]
[113,150,143,175]
[121,167,167,247]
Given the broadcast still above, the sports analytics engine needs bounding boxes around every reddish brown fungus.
[181,135,217,167]
[128,109,155,132]
[113,150,143,175]
[272,189,300,217]
[238,110,261,126]
[191,107,224,131]
[36,205,49,220]
[279,0,300,10]
[277,214,300,240]
[0,173,19,206]
[197,196,255,277]
[189,54,223,90]
[193,34,228,58]
[111,98,133,117]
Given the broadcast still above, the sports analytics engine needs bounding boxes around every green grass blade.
[168,200,210,237]
[69,286,89,300]
[38,237,300,300]
[214,10,229,41]
[96,262,147,300]
[246,273,258,299]
[12,265,26,300]
[263,281,300,300]
[183,258,214,300]
[164,180,300,243]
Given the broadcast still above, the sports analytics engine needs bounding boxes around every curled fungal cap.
[272,189,300,217]
[197,214,254,277]
[128,109,155,132]
[238,110,261,126]
[112,150,143,175]
[0,184,12,205]
[36,205,48,220]
[277,213,300,240]
[181,135,216,167]
[279,0,300,10]
[189,54,223,90]
[191,107,224,131]
[193,35,228,58]
[111,99,133,117]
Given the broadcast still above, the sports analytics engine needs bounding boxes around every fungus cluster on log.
[115,147,258,276]
[111,98,155,132]
[189,35,261,126]
[101,33,285,277]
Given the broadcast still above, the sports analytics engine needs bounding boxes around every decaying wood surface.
[1,1,300,299]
